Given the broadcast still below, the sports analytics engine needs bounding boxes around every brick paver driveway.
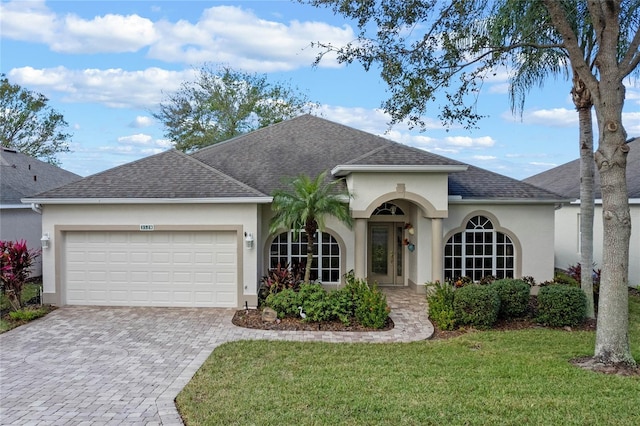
[0,289,432,425]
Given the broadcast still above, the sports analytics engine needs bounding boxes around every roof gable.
[524,138,640,199]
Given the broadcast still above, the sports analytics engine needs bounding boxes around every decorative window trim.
[268,229,344,284]
[443,212,522,281]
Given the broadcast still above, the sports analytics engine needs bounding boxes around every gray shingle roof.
[191,114,464,195]
[449,165,565,200]
[27,114,564,202]
[0,148,81,204]
[523,137,640,199]
[32,149,266,199]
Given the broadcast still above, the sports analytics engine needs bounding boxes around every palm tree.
[269,171,353,283]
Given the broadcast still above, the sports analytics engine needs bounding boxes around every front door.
[368,223,404,286]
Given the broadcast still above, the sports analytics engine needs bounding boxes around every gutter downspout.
[31,203,42,214]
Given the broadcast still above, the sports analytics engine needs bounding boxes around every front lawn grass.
[177,293,640,426]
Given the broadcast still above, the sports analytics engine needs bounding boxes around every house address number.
[139,224,155,231]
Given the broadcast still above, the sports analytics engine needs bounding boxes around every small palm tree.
[270,171,353,283]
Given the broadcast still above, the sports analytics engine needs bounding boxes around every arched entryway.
[367,202,407,286]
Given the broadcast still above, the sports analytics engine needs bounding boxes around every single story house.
[25,115,565,308]
[1,147,81,276]
[524,137,640,287]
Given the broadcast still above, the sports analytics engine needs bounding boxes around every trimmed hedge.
[453,284,500,329]
[537,285,587,327]
[425,281,456,330]
[264,288,300,319]
[491,279,530,319]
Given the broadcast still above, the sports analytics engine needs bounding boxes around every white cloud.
[623,111,640,135]
[530,161,558,167]
[0,0,56,44]
[117,134,153,145]
[8,66,196,109]
[503,107,578,128]
[130,116,155,128]
[99,145,134,154]
[1,2,355,72]
[444,136,495,148]
[0,1,157,54]
[473,155,497,160]
[57,13,158,54]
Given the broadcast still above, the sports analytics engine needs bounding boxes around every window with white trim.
[269,230,341,283]
[444,215,515,281]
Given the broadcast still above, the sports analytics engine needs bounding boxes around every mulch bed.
[232,308,394,331]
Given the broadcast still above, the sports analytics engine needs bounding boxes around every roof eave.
[570,197,640,205]
[0,203,33,209]
[332,164,468,177]
[21,197,274,205]
[448,196,572,205]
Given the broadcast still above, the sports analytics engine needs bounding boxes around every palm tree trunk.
[304,220,317,283]
[572,73,595,319]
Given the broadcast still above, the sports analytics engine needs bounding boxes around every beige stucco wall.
[443,203,557,284]
[555,203,640,287]
[347,172,449,217]
[40,203,260,307]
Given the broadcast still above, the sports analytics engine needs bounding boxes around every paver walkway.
[0,288,432,425]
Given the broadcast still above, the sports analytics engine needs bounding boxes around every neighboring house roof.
[0,148,81,206]
[27,114,564,203]
[523,137,640,199]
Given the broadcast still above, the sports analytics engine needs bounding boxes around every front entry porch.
[353,200,445,293]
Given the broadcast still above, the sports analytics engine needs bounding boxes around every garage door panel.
[64,231,237,307]
[88,233,108,243]
[172,252,192,264]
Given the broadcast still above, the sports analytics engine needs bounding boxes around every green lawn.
[177,294,640,426]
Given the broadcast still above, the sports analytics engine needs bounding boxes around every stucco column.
[431,218,443,282]
[354,218,367,279]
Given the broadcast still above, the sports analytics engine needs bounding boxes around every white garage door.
[64,231,237,307]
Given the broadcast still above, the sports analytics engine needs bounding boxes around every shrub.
[453,284,500,329]
[537,285,587,327]
[298,283,332,322]
[264,288,300,319]
[8,307,47,322]
[425,281,456,330]
[478,275,497,285]
[450,276,473,288]
[355,284,390,329]
[1,240,40,311]
[343,271,390,328]
[553,270,579,287]
[327,287,354,325]
[491,279,530,319]
[261,263,303,294]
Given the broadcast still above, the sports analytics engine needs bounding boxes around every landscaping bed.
[232,307,394,331]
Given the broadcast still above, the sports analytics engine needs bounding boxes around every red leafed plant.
[0,240,41,311]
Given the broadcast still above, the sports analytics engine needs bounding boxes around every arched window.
[269,231,341,283]
[372,202,405,216]
[444,215,515,281]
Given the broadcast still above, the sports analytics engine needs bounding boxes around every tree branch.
[542,0,598,89]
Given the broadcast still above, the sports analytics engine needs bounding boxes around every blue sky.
[1,0,638,179]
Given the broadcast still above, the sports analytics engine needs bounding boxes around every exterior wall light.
[244,232,254,249]
[41,233,51,249]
